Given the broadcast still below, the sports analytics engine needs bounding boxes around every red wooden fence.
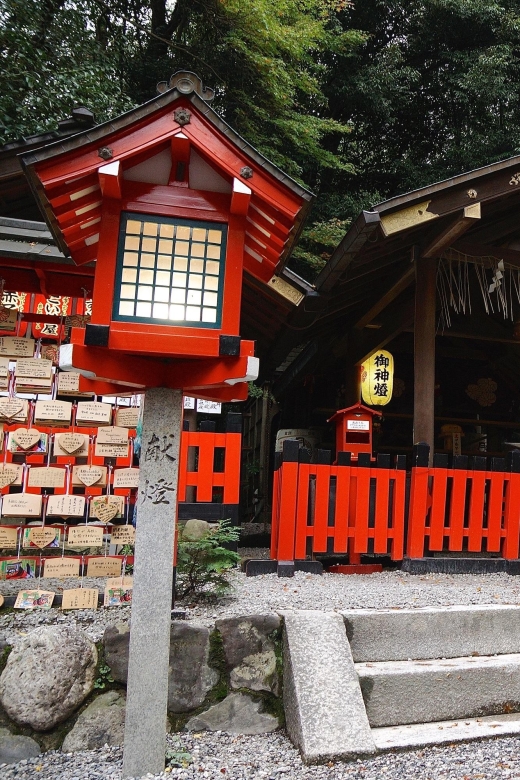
[407,455,520,559]
[271,442,520,562]
[271,442,406,561]
[178,429,241,504]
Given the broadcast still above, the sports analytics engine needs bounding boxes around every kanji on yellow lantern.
[361,350,394,406]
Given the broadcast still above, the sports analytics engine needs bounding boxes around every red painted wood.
[447,469,467,551]
[407,467,430,558]
[276,460,299,560]
[353,467,370,554]
[327,564,383,575]
[467,471,487,552]
[503,473,520,559]
[428,467,448,551]
[373,468,390,554]
[333,464,351,553]
[487,472,505,552]
[391,470,406,560]
[270,464,282,559]
[294,463,312,560]
[313,465,331,553]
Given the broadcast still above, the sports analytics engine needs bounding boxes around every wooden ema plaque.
[67,526,104,547]
[90,495,124,522]
[28,467,65,489]
[86,557,123,577]
[76,402,112,426]
[0,308,18,332]
[115,407,139,428]
[57,371,93,397]
[0,337,34,358]
[2,493,42,517]
[94,427,129,458]
[110,525,135,545]
[0,464,23,488]
[14,590,54,610]
[62,588,98,610]
[72,465,107,487]
[15,358,52,378]
[54,432,89,457]
[0,526,19,548]
[34,400,72,426]
[104,576,133,607]
[9,428,44,452]
[24,527,60,549]
[47,495,85,518]
[0,398,28,423]
[113,468,139,489]
[43,557,80,578]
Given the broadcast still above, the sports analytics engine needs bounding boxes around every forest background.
[2,0,520,280]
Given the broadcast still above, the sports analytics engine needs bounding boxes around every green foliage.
[94,663,114,690]
[165,737,193,768]
[175,519,239,601]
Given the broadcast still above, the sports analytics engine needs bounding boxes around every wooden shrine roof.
[19,72,312,288]
[269,153,520,391]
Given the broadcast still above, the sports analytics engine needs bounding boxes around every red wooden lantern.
[328,402,382,461]
[20,72,312,401]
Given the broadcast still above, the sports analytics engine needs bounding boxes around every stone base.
[245,560,323,577]
[327,564,383,575]
[402,557,520,575]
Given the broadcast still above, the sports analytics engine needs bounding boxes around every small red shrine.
[20,72,312,401]
[328,402,382,461]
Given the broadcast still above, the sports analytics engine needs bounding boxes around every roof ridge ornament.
[157,71,215,103]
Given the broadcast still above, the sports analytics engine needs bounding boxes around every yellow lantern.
[361,350,394,406]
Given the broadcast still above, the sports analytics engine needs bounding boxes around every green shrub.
[175,520,239,601]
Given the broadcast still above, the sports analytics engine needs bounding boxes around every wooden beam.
[422,203,481,258]
[354,261,415,329]
[451,240,520,267]
[333,296,415,364]
[230,177,251,216]
[98,160,122,199]
[413,256,436,457]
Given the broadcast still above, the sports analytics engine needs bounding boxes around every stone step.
[356,653,520,727]
[343,605,520,662]
[373,712,520,751]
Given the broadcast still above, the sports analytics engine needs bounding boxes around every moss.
[0,644,11,675]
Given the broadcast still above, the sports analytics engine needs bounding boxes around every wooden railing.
[271,441,407,561]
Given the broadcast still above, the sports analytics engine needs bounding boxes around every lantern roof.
[327,402,382,424]
[19,72,313,287]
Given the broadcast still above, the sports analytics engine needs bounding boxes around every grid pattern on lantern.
[114,214,226,327]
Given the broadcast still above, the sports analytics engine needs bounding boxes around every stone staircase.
[282,606,520,763]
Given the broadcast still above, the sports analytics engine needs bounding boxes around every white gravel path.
[3,556,520,778]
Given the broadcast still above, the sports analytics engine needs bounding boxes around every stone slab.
[373,712,520,751]
[0,734,41,765]
[282,610,376,763]
[357,653,520,727]
[343,605,520,662]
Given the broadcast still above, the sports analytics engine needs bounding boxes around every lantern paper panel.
[361,350,394,406]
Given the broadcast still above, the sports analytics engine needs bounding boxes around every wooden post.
[413,256,437,460]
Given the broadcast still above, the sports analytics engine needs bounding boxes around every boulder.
[185,692,278,734]
[0,734,41,765]
[0,626,97,731]
[179,519,213,541]
[216,615,280,693]
[103,623,130,684]
[168,622,218,712]
[62,691,126,752]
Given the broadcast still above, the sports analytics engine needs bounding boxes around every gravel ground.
[3,556,520,778]
[2,731,520,780]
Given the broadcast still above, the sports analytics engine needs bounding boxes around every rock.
[185,692,278,734]
[230,650,278,694]
[168,622,218,713]
[0,626,97,731]
[61,691,126,752]
[180,519,213,541]
[0,734,41,764]
[103,623,130,684]
[216,614,280,693]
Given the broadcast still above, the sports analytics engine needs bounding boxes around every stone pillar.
[122,388,183,778]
